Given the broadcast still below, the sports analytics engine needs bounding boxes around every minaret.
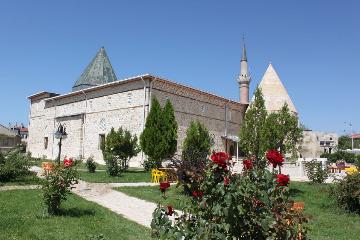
[237,42,251,104]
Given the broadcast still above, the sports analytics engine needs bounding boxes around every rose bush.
[41,159,79,215]
[210,151,229,169]
[242,159,253,170]
[151,151,308,239]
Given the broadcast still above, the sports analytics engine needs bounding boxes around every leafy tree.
[263,103,303,157]
[338,135,352,150]
[140,97,178,170]
[103,127,140,175]
[177,121,211,194]
[239,87,268,167]
[162,99,178,158]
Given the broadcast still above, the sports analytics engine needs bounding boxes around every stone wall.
[28,81,147,167]
[152,79,245,157]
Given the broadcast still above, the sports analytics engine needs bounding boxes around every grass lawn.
[115,185,189,210]
[116,182,360,240]
[0,172,43,187]
[290,182,360,240]
[80,170,151,183]
[0,189,151,240]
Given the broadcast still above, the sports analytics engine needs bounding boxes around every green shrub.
[175,121,211,195]
[86,156,97,173]
[320,151,358,163]
[103,127,140,176]
[103,152,119,176]
[41,160,79,215]
[355,157,360,170]
[304,159,329,184]
[0,149,31,182]
[142,159,159,172]
[332,172,360,214]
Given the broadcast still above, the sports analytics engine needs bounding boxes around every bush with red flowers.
[266,149,284,169]
[41,161,79,215]
[242,159,253,170]
[210,151,229,169]
[151,150,308,239]
[63,158,73,168]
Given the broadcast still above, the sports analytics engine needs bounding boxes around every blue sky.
[0,0,359,135]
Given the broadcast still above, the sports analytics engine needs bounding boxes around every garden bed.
[0,189,151,240]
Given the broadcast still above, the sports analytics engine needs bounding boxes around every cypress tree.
[140,97,178,169]
[239,87,268,167]
[162,99,178,158]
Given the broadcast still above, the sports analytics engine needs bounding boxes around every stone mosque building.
[28,46,251,166]
[27,45,325,166]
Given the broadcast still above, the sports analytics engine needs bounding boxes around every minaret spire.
[241,37,247,61]
[238,38,251,104]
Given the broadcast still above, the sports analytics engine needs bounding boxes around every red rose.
[276,174,290,186]
[223,177,230,186]
[165,205,174,216]
[63,159,73,168]
[266,150,284,168]
[211,152,229,169]
[192,191,203,198]
[243,159,253,170]
[159,181,170,192]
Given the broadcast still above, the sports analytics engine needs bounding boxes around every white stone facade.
[28,75,247,167]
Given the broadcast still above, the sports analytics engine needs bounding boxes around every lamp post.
[54,123,67,163]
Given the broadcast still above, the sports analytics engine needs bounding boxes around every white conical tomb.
[257,63,297,115]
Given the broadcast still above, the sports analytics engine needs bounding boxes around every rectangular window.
[320,141,324,146]
[44,137,48,150]
[99,134,105,150]
[1,138,9,146]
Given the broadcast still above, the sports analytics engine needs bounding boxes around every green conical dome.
[72,47,117,91]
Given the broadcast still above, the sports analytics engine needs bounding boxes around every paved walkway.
[73,181,159,227]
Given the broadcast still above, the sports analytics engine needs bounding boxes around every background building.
[300,130,338,158]
[0,124,21,153]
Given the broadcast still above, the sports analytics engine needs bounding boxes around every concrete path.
[29,166,177,228]
[73,180,159,227]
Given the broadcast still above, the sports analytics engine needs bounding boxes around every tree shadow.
[57,207,96,217]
